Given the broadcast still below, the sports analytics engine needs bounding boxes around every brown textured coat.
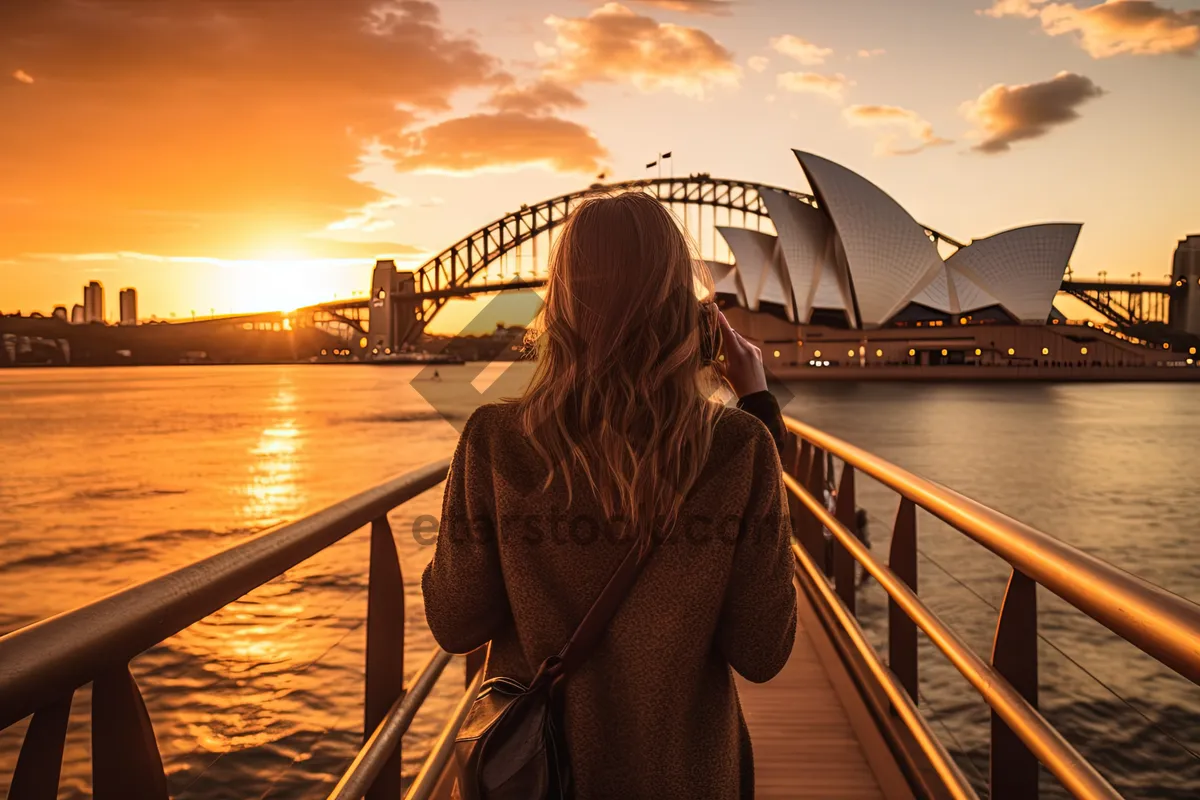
[422,401,797,799]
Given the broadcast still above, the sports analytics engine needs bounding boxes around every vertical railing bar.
[990,568,1039,800]
[834,463,857,615]
[9,692,73,800]
[800,445,826,563]
[365,515,406,800]
[783,433,805,550]
[780,431,798,479]
[889,498,919,706]
[796,438,811,479]
[91,666,169,800]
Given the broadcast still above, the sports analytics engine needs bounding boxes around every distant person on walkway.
[423,191,796,799]
[855,508,871,586]
[432,369,441,381]
[821,481,836,577]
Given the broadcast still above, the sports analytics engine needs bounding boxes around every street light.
[1132,272,1142,283]
[1099,270,1107,284]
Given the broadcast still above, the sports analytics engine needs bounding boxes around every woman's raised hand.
[716,310,768,397]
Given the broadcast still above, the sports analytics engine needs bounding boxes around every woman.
[423,192,797,798]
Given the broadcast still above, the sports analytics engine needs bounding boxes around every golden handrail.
[784,416,1200,684]
[782,413,1200,799]
[786,473,1120,799]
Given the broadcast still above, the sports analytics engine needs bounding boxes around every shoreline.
[767,364,1200,382]
[4,361,1200,382]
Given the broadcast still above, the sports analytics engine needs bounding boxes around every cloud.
[11,69,34,84]
[388,112,608,174]
[486,79,587,115]
[624,0,735,13]
[770,35,833,65]
[961,71,1105,153]
[326,196,413,233]
[857,48,886,58]
[982,0,1045,16]
[539,3,740,97]
[0,0,508,259]
[843,105,952,155]
[747,55,770,72]
[776,71,853,100]
[981,0,1200,57]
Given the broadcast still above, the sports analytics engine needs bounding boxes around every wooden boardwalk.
[736,583,889,799]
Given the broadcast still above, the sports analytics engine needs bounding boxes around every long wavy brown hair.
[517,191,724,549]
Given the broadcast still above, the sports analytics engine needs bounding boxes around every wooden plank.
[738,586,886,799]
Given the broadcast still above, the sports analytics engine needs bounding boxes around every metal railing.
[0,459,488,800]
[3,421,1198,799]
[780,415,1200,800]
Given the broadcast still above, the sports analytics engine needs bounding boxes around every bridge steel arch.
[1059,281,1174,329]
[406,176,962,339]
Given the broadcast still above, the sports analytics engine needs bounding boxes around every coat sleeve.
[422,408,510,654]
[735,390,785,451]
[716,425,797,683]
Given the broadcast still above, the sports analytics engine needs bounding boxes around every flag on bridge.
[662,152,672,159]
[646,161,657,169]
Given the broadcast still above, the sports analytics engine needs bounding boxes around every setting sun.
[226,257,371,314]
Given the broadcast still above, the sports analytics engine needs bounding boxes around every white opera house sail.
[710,150,1082,329]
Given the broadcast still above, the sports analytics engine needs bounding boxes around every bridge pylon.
[369,260,421,356]
[1174,235,1200,336]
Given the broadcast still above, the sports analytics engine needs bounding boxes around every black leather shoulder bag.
[452,541,650,800]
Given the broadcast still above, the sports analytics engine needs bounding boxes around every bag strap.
[556,540,651,677]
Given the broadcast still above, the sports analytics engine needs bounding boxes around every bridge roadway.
[305,275,1177,354]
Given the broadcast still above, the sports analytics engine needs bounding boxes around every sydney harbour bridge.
[293,175,1183,358]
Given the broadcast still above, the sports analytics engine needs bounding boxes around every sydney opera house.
[709,150,1172,370]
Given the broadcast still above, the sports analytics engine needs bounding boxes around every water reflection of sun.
[240,383,304,527]
[172,587,324,753]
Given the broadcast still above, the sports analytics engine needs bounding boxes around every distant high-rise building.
[119,288,138,326]
[1174,235,1200,336]
[83,280,105,324]
[52,305,68,321]
[70,304,85,324]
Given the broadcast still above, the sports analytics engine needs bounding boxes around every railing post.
[785,436,810,554]
[833,465,857,615]
[365,515,405,800]
[795,438,811,487]
[9,693,73,800]
[795,437,811,482]
[780,432,797,478]
[888,498,918,705]
[798,446,826,563]
[991,569,1039,800]
[91,666,168,800]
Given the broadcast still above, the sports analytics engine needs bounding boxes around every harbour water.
[0,365,1197,798]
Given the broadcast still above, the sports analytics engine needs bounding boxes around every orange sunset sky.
[1,0,1198,333]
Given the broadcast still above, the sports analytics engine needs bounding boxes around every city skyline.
[2,0,1198,333]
